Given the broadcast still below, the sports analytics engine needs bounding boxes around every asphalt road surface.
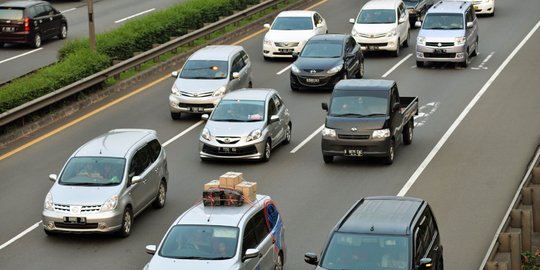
[0,0,539,269]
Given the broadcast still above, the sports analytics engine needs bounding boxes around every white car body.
[472,0,495,15]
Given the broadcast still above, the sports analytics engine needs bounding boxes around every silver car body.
[42,129,168,235]
[144,194,286,270]
[199,89,292,160]
[169,45,253,116]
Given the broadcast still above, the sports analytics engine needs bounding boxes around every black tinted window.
[129,146,151,176]
[148,139,162,162]
[301,40,343,58]
[268,98,277,116]
[34,4,46,17]
[242,215,259,254]
[231,54,245,73]
[252,210,269,243]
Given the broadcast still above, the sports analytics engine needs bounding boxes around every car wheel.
[248,80,253,88]
[58,24,67,39]
[152,180,167,209]
[403,29,410,48]
[403,119,414,145]
[471,39,479,57]
[438,256,444,270]
[170,112,181,120]
[274,252,284,270]
[261,140,271,162]
[283,123,292,145]
[383,140,395,165]
[323,154,334,163]
[357,60,364,78]
[32,33,42,48]
[416,61,424,68]
[459,51,470,68]
[393,40,400,57]
[117,207,133,238]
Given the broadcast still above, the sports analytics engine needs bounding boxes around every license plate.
[434,48,446,54]
[367,45,379,50]
[219,147,236,153]
[474,6,480,10]
[278,48,293,53]
[306,78,319,83]
[63,217,86,224]
[344,149,363,156]
[189,107,204,112]
[2,27,14,32]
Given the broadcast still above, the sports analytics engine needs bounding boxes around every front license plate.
[434,48,446,54]
[367,45,379,50]
[344,149,363,156]
[219,147,236,153]
[278,48,293,53]
[306,78,319,83]
[474,6,480,10]
[189,107,204,112]
[63,217,86,224]
[2,27,14,32]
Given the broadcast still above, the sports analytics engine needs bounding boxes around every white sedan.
[472,0,495,16]
[262,10,328,59]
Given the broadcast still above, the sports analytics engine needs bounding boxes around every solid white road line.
[162,120,204,147]
[0,221,41,251]
[276,64,292,75]
[61,8,76,14]
[290,125,324,154]
[381,53,412,78]
[0,48,43,65]
[398,19,540,199]
[115,8,156,24]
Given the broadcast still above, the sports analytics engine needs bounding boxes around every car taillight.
[24,17,29,32]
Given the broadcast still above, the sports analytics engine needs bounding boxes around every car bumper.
[473,2,495,14]
[262,43,304,58]
[199,139,265,160]
[290,72,343,90]
[169,94,219,114]
[416,44,467,63]
[0,32,32,44]
[321,136,391,157]
[42,208,123,234]
[352,35,399,51]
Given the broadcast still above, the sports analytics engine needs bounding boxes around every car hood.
[264,30,316,42]
[49,184,120,205]
[353,23,395,34]
[205,121,264,137]
[174,78,228,93]
[145,257,237,270]
[325,116,386,132]
[294,57,343,71]
[419,29,465,41]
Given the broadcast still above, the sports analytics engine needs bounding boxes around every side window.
[129,146,151,176]
[253,210,270,244]
[242,210,269,254]
[148,139,162,163]
[42,4,53,16]
[268,98,277,117]
[314,13,322,25]
[34,5,46,17]
[400,4,406,18]
[465,8,474,23]
[273,95,283,111]
[347,38,356,52]
[242,218,258,255]
[414,212,431,261]
[231,54,245,73]
[241,50,250,64]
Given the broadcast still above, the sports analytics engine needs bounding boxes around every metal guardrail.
[0,0,291,128]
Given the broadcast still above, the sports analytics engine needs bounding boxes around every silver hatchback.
[42,129,168,237]
[199,89,292,161]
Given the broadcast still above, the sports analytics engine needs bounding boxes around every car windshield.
[0,8,24,20]
[159,225,239,260]
[329,91,388,117]
[180,60,228,79]
[357,9,396,24]
[403,0,421,5]
[321,232,410,270]
[59,157,125,186]
[211,100,265,122]
[422,13,464,29]
[271,16,313,30]
[300,40,343,58]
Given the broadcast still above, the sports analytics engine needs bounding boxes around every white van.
[349,0,410,57]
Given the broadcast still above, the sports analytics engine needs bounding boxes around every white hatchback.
[262,10,327,59]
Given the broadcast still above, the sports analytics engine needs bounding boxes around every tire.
[248,80,253,88]
[58,24,67,39]
[393,40,400,57]
[274,252,284,270]
[416,61,424,68]
[170,112,181,120]
[323,154,334,163]
[32,33,42,48]
[403,120,414,145]
[117,207,133,238]
[403,30,410,48]
[283,123,292,145]
[152,180,167,209]
[471,39,479,57]
[459,51,470,68]
[261,140,271,162]
[357,60,364,78]
[438,256,444,270]
[383,140,395,165]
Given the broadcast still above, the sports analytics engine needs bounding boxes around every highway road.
[0,0,186,85]
[1,0,540,269]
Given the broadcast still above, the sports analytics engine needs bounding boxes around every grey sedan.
[199,89,292,162]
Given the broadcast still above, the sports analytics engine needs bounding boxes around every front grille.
[359,33,386,38]
[297,75,333,87]
[215,137,241,144]
[202,144,258,156]
[55,222,99,229]
[180,91,213,97]
[424,53,457,58]
[53,204,101,213]
[426,42,455,47]
[178,103,214,109]
[360,43,388,47]
[338,134,370,140]
[274,42,299,47]
[302,69,325,73]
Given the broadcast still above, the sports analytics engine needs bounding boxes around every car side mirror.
[131,175,143,185]
[321,102,328,111]
[145,245,157,255]
[263,23,270,29]
[399,17,406,24]
[171,71,179,78]
[292,52,299,59]
[201,114,209,120]
[316,23,323,28]
[466,21,474,28]
[243,248,260,261]
[415,21,422,28]
[304,252,319,265]
[349,18,355,24]
[49,174,57,182]
[232,72,240,80]
[417,258,433,269]
[269,115,280,123]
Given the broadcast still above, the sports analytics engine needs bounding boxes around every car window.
[329,90,388,117]
[422,13,463,29]
[42,4,53,16]
[34,4,46,17]
[179,60,228,79]
[148,139,162,163]
[0,8,24,20]
[414,214,430,261]
[129,146,151,176]
[314,13,323,25]
[273,95,283,111]
[399,4,407,19]
[211,99,265,122]
[466,8,474,23]
[231,54,245,73]
[271,16,313,30]
[240,50,250,65]
[242,214,259,254]
[301,39,343,58]
[59,157,126,186]
[357,9,396,24]
[268,98,277,117]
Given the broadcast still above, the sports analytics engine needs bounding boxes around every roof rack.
[432,0,444,9]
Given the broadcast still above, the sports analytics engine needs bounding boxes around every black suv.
[0,1,67,48]
[305,196,443,270]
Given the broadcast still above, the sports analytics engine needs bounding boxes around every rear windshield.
[357,9,396,24]
[422,13,464,30]
[0,8,24,20]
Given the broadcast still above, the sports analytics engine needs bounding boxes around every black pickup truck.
[321,79,418,164]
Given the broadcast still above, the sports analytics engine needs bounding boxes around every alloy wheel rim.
[62,26,67,38]
[124,211,131,233]
[275,255,283,270]
[159,184,166,205]
[265,141,271,159]
[286,126,291,142]
[35,35,41,47]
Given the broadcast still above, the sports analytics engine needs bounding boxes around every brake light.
[24,17,29,32]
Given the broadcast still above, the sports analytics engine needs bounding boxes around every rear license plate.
[219,147,236,153]
[306,78,319,83]
[63,217,86,224]
[278,48,293,53]
[367,45,379,50]
[2,27,14,32]
[344,149,363,156]
[434,48,446,54]
[189,107,204,112]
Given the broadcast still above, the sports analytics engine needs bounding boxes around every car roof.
[175,194,271,227]
[428,0,471,13]
[338,196,425,235]
[334,79,395,91]
[309,34,349,42]
[221,88,276,101]
[0,1,47,8]
[188,45,244,61]
[73,129,156,158]
[362,0,402,10]
[276,10,316,17]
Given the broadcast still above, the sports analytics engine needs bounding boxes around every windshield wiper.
[172,256,207,260]
[212,118,246,122]
[363,113,386,117]
[332,113,366,117]
[206,256,231,260]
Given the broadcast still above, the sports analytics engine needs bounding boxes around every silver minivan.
[144,194,286,270]
[169,45,253,120]
[42,129,168,237]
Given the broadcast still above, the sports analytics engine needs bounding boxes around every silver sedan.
[199,89,292,162]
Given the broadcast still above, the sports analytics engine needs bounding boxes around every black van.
[305,196,443,270]
[0,1,67,48]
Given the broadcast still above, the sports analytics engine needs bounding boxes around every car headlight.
[291,64,301,74]
[44,192,54,211]
[263,38,273,46]
[321,127,336,138]
[201,128,212,141]
[327,65,343,74]
[417,36,426,46]
[213,86,226,97]
[101,195,118,212]
[386,28,397,37]
[171,84,180,95]
[455,37,466,45]
[372,129,391,139]
[351,28,358,36]
[246,129,262,142]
